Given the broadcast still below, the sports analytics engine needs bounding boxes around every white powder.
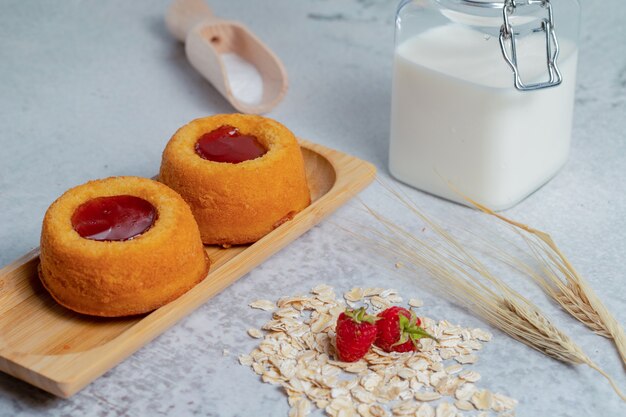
[221,52,264,105]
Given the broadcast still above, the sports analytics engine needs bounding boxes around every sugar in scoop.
[166,0,288,114]
[221,53,264,105]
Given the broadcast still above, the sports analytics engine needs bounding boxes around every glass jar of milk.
[389,0,580,210]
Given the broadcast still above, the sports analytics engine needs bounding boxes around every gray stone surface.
[0,0,624,416]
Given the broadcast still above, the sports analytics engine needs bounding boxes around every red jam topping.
[195,125,266,163]
[71,195,157,241]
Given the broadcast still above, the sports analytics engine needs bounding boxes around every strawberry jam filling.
[71,195,157,241]
[195,125,266,163]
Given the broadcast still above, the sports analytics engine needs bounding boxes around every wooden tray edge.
[0,140,376,397]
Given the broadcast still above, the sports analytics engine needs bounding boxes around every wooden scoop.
[166,0,288,114]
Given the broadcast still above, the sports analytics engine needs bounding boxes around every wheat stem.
[352,180,626,401]
[587,361,626,402]
[465,197,626,367]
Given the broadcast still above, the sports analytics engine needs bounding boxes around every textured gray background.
[0,0,624,416]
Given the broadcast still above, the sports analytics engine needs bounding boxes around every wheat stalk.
[465,197,626,366]
[348,182,625,401]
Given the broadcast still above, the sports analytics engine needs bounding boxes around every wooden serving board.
[0,140,376,398]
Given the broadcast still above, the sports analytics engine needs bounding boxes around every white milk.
[389,23,578,210]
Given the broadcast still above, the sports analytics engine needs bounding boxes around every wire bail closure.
[499,0,562,91]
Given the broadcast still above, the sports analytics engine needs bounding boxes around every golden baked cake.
[159,114,310,246]
[39,176,210,317]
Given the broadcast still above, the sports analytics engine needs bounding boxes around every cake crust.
[159,114,311,245]
[39,176,210,317]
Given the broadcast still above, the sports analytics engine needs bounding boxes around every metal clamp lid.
[499,0,562,91]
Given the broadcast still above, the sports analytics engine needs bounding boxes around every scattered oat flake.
[471,329,492,342]
[455,354,478,364]
[414,391,441,402]
[435,403,457,417]
[439,349,455,360]
[429,371,446,387]
[386,294,403,303]
[459,370,481,382]
[363,287,385,297]
[397,368,416,379]
[357,403,373,417]
[455,383,477,401]
[407,357,429,371]
[391,401,417,415]
[361,373,382,391]
[454,400,474,411]
[379,289,398,298]
[370,295,390,310]
[444,364,462,374]
[238,286,516,417]
[493,393,518,411]
[238,354,253,366]
[329,397,352,410]
[311,313,333,333]
[247,328,263,339]
[251,361,264,374]
[408,298,423,308]
[344,287,365,302]
[344,361,368,374]
[312,284,334,295]
[249,299,276,311]
[353,388,376,404]
[471,389,493,410]
[436,376,461,396]
[289,397,312,417]
[368,404,388,417]
[331,387,349,398]
[416,403,435,417]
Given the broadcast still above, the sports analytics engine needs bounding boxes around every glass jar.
[388,0,581,210]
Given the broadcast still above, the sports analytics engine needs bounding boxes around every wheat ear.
[349,182,626,401]
[466,197,626,367]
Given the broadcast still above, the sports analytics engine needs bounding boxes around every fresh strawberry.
[335,307,379,362]
[374,306,436,353]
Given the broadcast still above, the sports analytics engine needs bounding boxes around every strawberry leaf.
[345,307,378,324]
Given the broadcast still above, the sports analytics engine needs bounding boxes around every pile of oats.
[239,285,517,417]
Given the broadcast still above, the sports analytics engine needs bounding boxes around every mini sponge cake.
[39,176,209,317]
[159,114,310,246]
